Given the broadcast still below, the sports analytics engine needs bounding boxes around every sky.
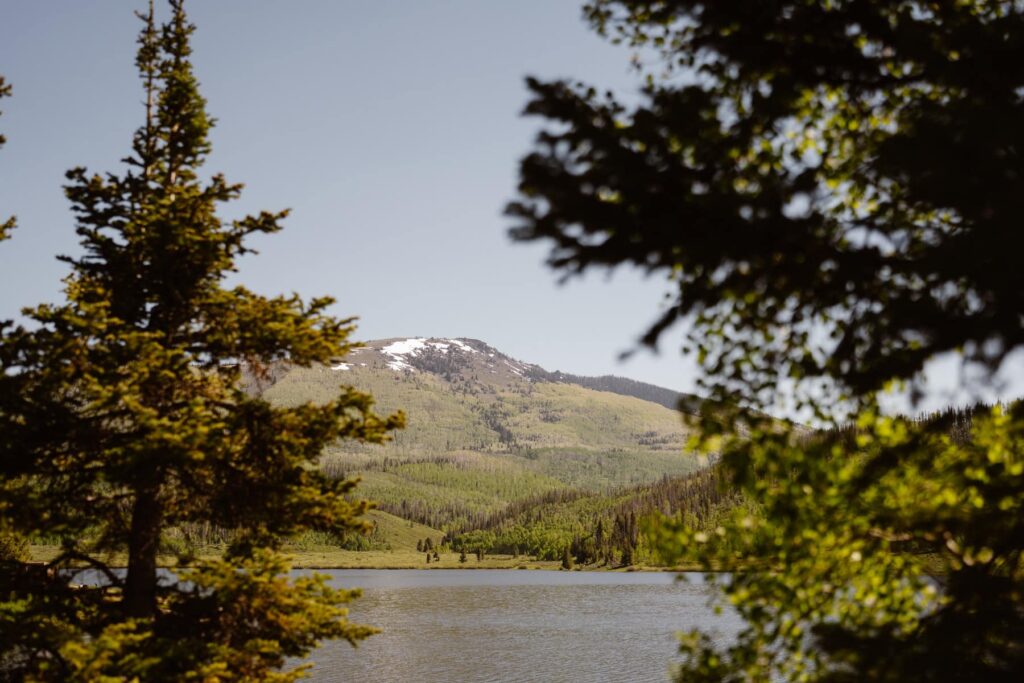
[0,0,702,393]
[3,1,1022,412]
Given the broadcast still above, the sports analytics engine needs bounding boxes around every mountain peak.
[337,337,539,386]
[324,337,699,414]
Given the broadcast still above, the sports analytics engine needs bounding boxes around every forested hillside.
[252,337,713,548]
[451,466,741,562]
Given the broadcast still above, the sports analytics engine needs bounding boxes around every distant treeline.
[817,403,992,450]
[527,368,701,414]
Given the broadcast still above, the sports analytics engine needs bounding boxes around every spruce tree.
[0,3,402,680]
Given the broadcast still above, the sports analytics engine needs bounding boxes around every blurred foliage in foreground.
[511,1,1024,680]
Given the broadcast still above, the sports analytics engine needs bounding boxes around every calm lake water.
[302,570,739,683]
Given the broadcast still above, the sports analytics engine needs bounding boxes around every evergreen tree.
[416,539,423,552]
[432,550,439,562]
[0,3,402,679]
[561,546,574,571]
[459,549,468,563]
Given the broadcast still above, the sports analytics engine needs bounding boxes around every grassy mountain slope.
[358,510,443,551]
[527,369,702,414]
[256,337,704,540]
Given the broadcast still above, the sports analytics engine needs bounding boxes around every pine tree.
[0,3,402,679]
[459,549,468,563]
[561,546,574,571]
[595,518,608,566]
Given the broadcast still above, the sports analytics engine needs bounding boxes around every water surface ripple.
[304,569,738,683]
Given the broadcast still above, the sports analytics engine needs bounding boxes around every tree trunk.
[124,484,163,619]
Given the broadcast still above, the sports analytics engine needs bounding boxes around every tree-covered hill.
[451,466,742,563]
[251,337,706,535]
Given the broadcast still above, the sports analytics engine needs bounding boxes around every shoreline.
[30,545,700,572]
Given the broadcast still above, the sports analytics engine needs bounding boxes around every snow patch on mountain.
[381,338,427,371]
[449,339,478,354]
[379,337,482,372]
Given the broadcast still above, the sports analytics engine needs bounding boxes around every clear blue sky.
[4,1,1022,410]
[0,0,701,392]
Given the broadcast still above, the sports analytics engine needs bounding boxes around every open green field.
[358,509,445,551]
[27,545,706,571]
[25,546,555,569]
[284,550,559,570]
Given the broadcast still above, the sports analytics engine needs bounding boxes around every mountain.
[252,337,707,547]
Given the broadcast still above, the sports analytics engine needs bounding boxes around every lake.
[302,570,739,683]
